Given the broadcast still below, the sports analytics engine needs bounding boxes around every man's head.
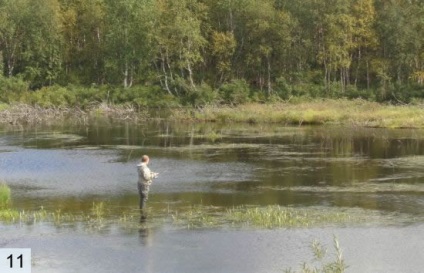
[141,155,150,164]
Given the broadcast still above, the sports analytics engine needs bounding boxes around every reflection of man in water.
[139,216,153,246]
[137,155,158,210]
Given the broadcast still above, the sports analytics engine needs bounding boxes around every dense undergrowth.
[1,75,424,108]
[1,76,424,128]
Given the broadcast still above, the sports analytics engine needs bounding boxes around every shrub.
[183,83,219,107]
[22,85,77,107]
[0,76,29,103]
[72,85,110,107]
[219,79,250,105]
[129,85,179,108]
[275,76,292,99]
[288,83,323,98]
[344,85,376,101]
[385,83,424,104]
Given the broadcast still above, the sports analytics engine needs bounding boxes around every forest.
[0,0,424,107]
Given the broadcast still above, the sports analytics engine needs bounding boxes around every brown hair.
[141,155,149,163]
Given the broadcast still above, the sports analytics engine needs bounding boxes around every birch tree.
[153,0,207,94]
[0,0,63,87]
[103,0,156,87]
[60,0,106,84]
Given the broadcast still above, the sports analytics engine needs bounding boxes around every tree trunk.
[366,59,370,89]
[160,51,172,95]
[187,61,196,89]
[354,48,362,86]
[5,41,16,77]
[267,56,272,95]
[185,40,196,90]
[123,61,129,88]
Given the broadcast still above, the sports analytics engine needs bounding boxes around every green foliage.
[343,85,376,101]
[111,86,180,107]
[211,31,237,81]
[275,77,292,99]
[0,0,63,86]
[0,76,29,103]
[219,79,251,105]
[183,83,219,107]
[59,0,106,85]
[22,86,77,107]
[19,85,182,108]
[0,0,423,103]
[103,0,157,87]
[385,84,424,104]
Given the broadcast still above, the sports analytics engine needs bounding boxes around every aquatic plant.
[226,206,354,229]
[170,205,224,229]
[0,183,11,208]
[90,202,106,221]
[0,209,19,222]
[0,201,413,232]
[284,236,347,273]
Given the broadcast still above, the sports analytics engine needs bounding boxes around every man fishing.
[137,155,158,210]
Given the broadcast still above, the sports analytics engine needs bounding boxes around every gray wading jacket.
[137,163,157,188]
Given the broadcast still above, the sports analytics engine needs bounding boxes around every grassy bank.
[1,99,424,128]
[171,99,424,128]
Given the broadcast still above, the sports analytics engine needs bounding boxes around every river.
[1,120,424,272]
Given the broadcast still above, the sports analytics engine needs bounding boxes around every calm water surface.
[1,120,424,272]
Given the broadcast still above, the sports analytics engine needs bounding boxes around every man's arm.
[143,167,158,180]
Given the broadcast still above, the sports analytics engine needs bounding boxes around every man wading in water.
[137,155,159,210]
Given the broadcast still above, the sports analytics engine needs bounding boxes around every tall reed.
[284,236,347,273]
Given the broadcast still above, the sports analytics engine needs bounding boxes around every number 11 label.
[0,249,31,273]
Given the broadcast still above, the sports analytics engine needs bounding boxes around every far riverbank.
[1,99,424,128]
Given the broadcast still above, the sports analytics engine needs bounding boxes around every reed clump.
[226,206,353,228]
[285,236,347,273]
[0,183,19,222]
[170,205,224,229]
